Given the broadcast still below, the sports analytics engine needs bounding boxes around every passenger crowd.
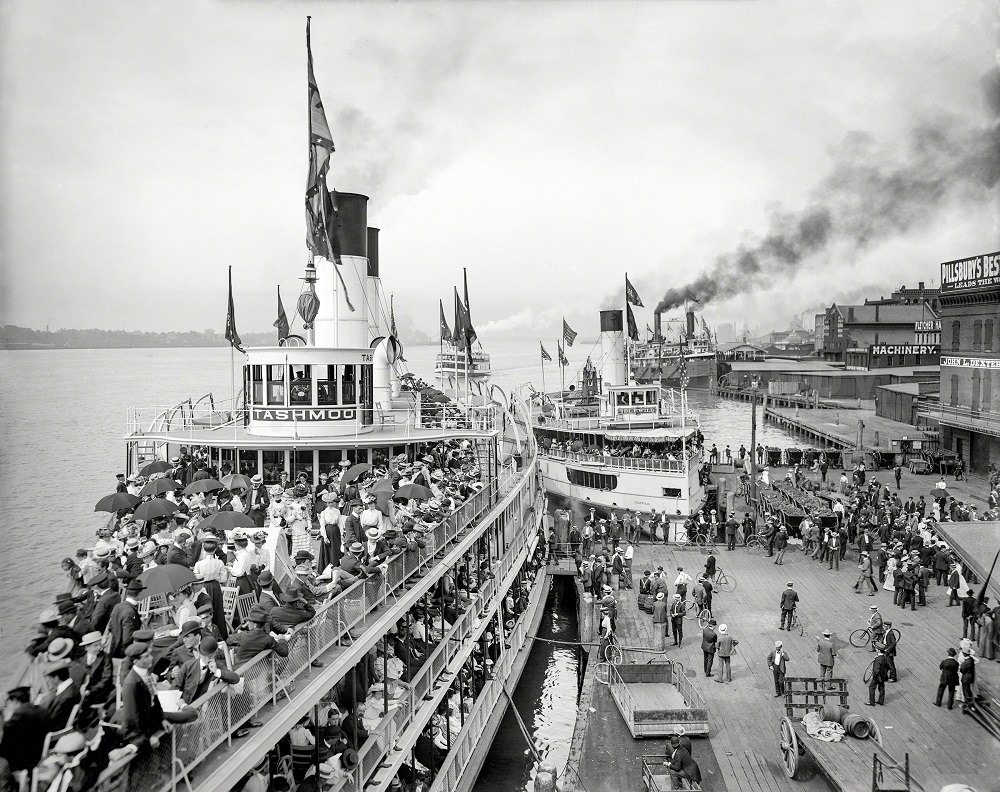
[0,438,533,792]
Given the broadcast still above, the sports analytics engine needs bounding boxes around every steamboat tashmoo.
[9,21,547,792]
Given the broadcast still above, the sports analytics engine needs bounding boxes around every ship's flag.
[390,294,398,338]
[462,268,478,348]
[304,18,354,311]
[274,286,290,342]
[558,340,569,367]
[439,299,452,342]
[701,315,711,337]
[678,354,689,390]
[540,342,552,362]
[626,303,639,342]
[225,266,243,353]
[626,275,644,307]
[646,323,653,339]
[562,318,578,347]
[453,287,473,350]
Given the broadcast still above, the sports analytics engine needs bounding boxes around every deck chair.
[290,744,315,783]
[222,585,240,626]
[236,591,259,625]
[275,755,295,790]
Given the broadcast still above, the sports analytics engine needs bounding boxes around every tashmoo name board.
[940,251,1000,293]
[252,407,357,422]
[869,344,940,356]
[940,356,1000,370]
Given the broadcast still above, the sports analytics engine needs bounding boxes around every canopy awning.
[605,426,693,442]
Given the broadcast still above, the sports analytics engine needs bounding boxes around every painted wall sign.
[940,356,1000,369]
[251,407,358,421]
[869,344,940,355]
[940,251,1000,293]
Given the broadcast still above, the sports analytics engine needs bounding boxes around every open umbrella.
[221,473,254,491]
[197,511,256,533]
[94,493,140,513]
[930,487,949,498]
[396,483,433,501]
[139,460,173,476]
[136,564,197,599]
[184,479,223,495]
[139,478,178,497]
[342,463,372,485]
[133,499,179,522]
[369,478,396,494]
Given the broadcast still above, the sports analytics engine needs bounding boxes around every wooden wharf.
[763,406,934,453]
[567,535,999,791]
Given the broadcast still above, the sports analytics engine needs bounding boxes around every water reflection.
[474,576,580,792]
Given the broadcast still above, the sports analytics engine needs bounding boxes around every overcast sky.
[2,0,997,338]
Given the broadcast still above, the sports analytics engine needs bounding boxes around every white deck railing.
[541,448,690,474]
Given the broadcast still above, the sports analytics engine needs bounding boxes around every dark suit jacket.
[939,657,960,686]
[79,651,115,706]
[107,599,141,658]
[45,680,82,731]
[269,603,316,632]
[91,590,121,633]
[175,657,240,703]
[767,650,789,674]
[166,545,193,568]
[701,627,718,654]
[669,744,701,783]
[120,670,164,748]
[0,703,49,771]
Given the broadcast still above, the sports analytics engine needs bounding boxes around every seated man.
[667,734,702,788]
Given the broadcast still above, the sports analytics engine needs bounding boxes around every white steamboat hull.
[539,454,705,519]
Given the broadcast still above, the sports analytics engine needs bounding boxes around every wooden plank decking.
[579,538,999,791]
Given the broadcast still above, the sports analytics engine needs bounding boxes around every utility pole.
[749,375,760,527]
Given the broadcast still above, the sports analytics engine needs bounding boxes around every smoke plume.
[653,69,1000,314]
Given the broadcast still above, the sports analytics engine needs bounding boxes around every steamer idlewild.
[532,308,706,533]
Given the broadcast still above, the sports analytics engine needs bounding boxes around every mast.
[624,271,630,386]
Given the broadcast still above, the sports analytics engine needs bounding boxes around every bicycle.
[714,568,737,593]
[849,625,900,650]
[683,600,712,626]
[781,610,804,636]
[745,534,768,555]
[674,531,712,550]
[603,631,624,664]
[697,608,714,629]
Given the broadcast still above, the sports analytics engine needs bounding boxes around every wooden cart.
[777,677,915,792]
[609,660,708,738]
[641,755,703,792]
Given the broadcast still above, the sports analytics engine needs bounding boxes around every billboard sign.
[940,251,1000,293]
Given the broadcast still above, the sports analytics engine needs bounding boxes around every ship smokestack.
[366,226,381,337]
[366,227,379,277]
[599,309,626,387]
[314,192,370,348]
[653,311,663,342]
[686,310,695,343]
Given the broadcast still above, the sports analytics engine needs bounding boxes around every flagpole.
[541,346,547,397]
[624,272,630,386]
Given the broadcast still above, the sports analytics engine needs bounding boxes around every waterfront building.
[920,251,1000,474]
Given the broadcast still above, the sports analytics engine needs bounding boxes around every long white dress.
[883,558,898,591]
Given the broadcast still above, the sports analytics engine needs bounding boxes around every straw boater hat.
[339,460,352,468]
[251,473,262,485]
[718,624,728,634]
[80,631,103,647]
[365,528,380,541]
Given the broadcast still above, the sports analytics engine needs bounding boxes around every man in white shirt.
[673,567,693,599]
[623,542,635,590]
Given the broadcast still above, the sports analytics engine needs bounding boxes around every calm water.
[474,576,581,792]
[0,343,797,687]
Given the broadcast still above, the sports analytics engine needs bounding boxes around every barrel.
[820,704,847,724]
[842,713,871,739]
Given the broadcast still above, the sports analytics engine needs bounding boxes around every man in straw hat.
[817,629,837,685]
[246,473,270,527]
[716,624,739,683]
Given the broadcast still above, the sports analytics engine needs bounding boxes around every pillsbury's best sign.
[940,251,1000,293]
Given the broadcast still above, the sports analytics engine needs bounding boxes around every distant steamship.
[630,305,720,388]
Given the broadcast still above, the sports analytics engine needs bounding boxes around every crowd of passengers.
[0,439,525,792]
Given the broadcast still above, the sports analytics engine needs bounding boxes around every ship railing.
[536,414,698,432]
[541,448,688,474]
[127,397,246,435]
[367,489,543,792]
[427,559,542,792]
[917,403,1000,438]
[123,476,506,792]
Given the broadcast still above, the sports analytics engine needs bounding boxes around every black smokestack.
[653,70,1000,315]
[686,310,695,341]
[654,311,662,341]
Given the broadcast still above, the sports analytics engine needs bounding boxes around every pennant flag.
[563,318,578,347]
[646,323,653,339]
[462,269,478,349]
[439,299,452,342]
[626,275,644,307]
[303,18,353,311]
[626,303,639,341]
[453,287,473,350]
[274,286,289,342]
[390,294,398,338]
[540,342,552,362]
[558,340,569,367]
[225,266,243,353]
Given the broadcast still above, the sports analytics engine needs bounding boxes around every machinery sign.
[940,251,1000,292]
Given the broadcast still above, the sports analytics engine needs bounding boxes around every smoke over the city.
[652,70,1000,315]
